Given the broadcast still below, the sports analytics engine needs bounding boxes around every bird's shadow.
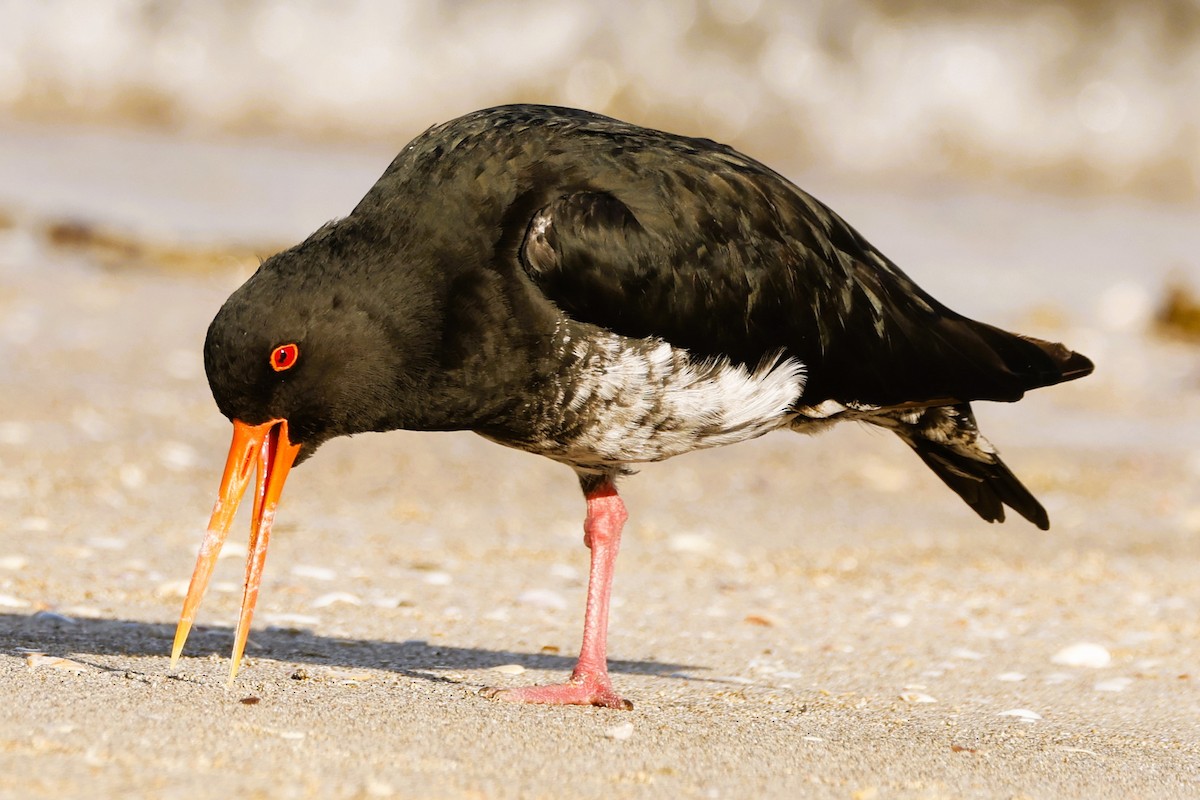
[0,612,701,686]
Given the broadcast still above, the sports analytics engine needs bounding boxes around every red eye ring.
[270,343,300,372]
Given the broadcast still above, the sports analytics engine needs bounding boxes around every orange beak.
[170,418,301,682]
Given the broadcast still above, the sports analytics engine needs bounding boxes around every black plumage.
[180,104,1093,706]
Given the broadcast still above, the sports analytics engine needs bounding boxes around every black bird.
[171,104,1093,709]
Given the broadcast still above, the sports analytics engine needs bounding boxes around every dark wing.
[518,147,1090,407]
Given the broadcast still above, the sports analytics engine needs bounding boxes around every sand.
[1,125,1198,799]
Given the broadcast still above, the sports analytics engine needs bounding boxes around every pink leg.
[482,481,632,709]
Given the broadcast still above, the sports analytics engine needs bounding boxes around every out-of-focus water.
[1,0,1197,198]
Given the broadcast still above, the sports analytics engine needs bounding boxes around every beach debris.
[239,696,260,705]
[422,571,453,586]
[517,588,567,611]
[292,564,337,581]
[1051,642,1111,668]
[604,721,634,741]
[311,591,362,608]
[743,613,776,627]
[998,708,1042,722]
[156,579,191,598]
[668,532,715,555]
[548,563,580,581]
[492,664,526,675]
[25,652,91,673]
[899,691,937,704]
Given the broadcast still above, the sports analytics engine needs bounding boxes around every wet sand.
[1,128,1198,799]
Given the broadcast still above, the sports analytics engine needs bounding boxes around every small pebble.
[996,672,1026,682]
[998,708,1042,722]
[713,675,755,685]
[668,532,715,554]
[950,648,983,661]
[155,579,191,598]
[0,594,31,608]
[311,591,362,608]
[1094,677,1133,693]
[517,588,567,610]
[0,555,28,570]
[899,692,937,704]
[423,571,453,586]
[604,722,634,741]
[492,664,526,675]
[549,563,580,581]
[292,564,337,581]
[1052,642,1111,668]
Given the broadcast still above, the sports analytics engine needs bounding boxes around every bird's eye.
[270,343,300,372]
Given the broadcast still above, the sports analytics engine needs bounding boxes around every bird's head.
[172,232,437,678]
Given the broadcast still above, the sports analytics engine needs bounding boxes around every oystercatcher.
[171,105,1093,709]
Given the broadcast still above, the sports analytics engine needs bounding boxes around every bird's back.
[358,105,1089,410]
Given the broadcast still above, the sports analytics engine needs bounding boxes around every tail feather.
[934,322,1095,403]
[871,403,1049,530]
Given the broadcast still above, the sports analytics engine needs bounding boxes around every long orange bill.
[170,418,301,682]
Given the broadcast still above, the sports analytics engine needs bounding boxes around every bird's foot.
[480,674,632,710]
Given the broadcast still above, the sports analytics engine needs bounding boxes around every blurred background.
[1,0,1197,199]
